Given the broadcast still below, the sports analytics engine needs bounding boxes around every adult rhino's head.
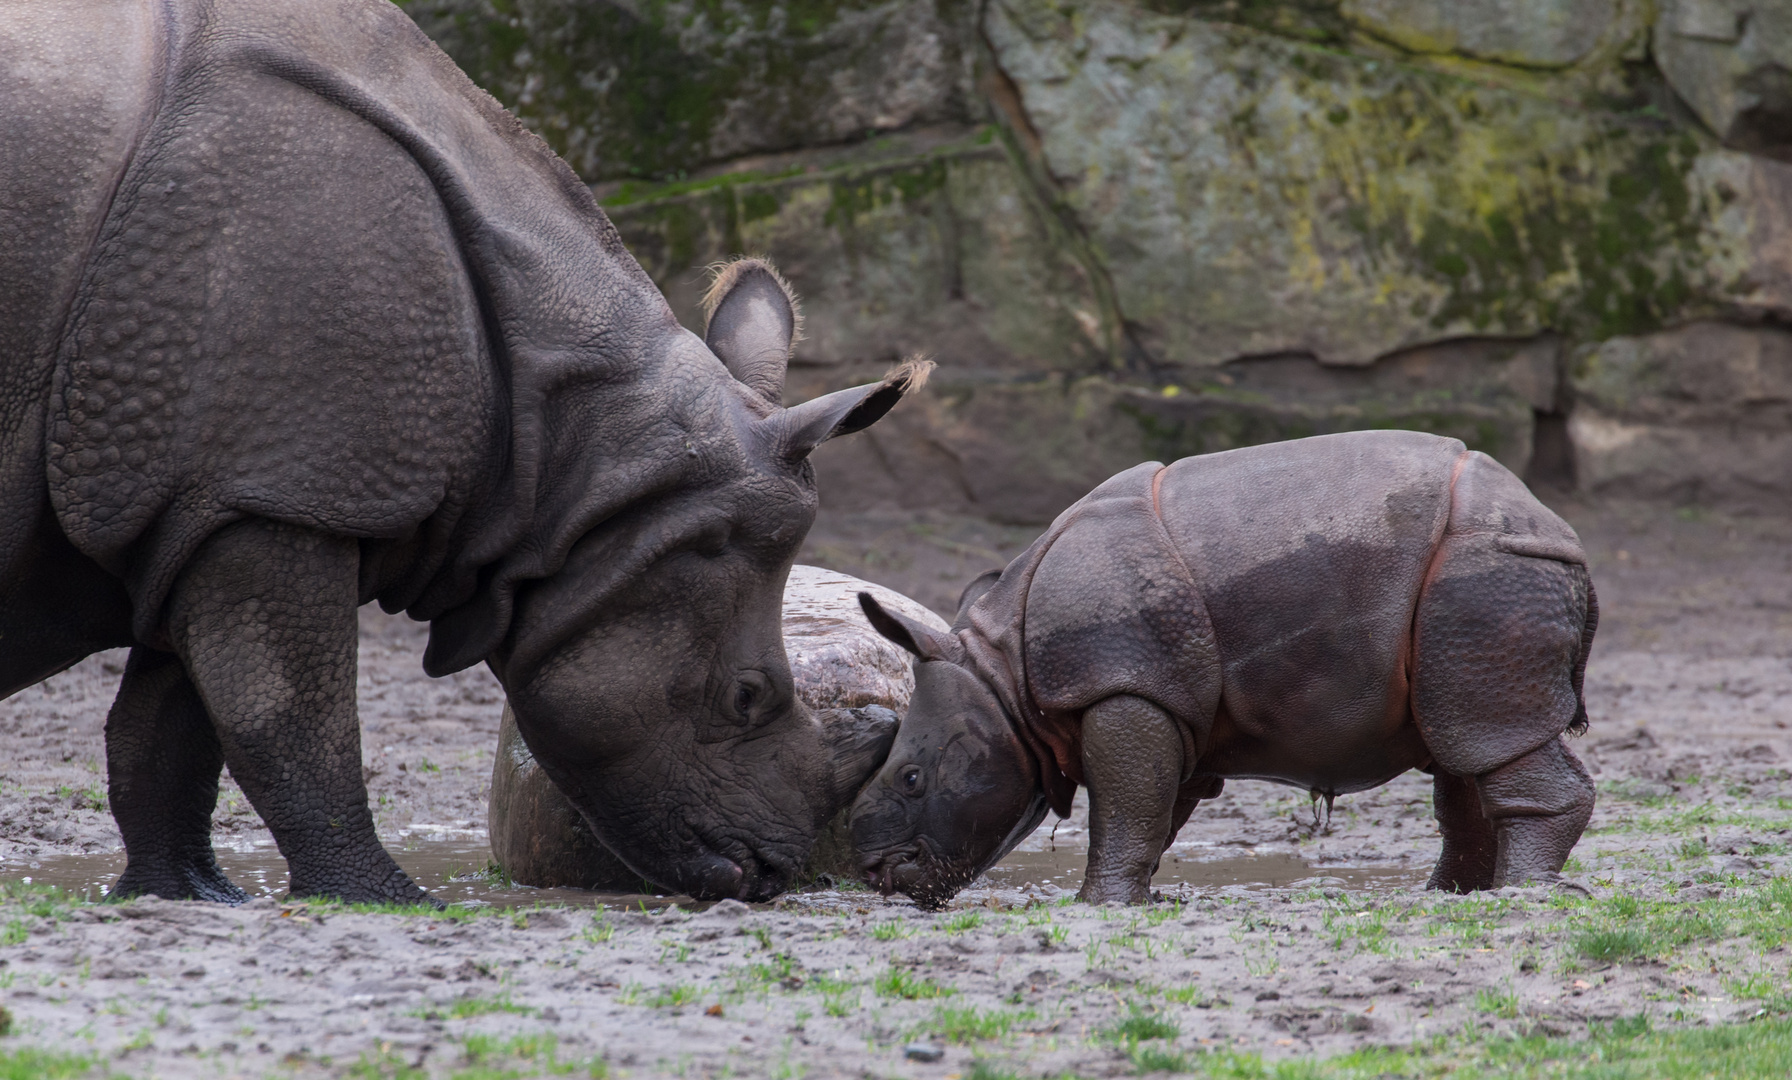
[850,574,1050,908]
[463,259,923,901]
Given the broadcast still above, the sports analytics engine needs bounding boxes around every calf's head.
[471,260,919,901]
[850,577,1050,909]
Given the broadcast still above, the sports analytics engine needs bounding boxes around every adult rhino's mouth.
[686,832,798,902]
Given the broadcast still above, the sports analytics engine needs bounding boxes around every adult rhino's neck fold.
[417,354,722,679]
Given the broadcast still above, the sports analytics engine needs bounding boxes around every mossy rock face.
[1655,0,1792,159]
[1340,0,1622,69]
[602,128,1107,374]
[1568,322,1792,504]
[799,337,1550,523]
[399,0,981,182]
[985,0,1792,369]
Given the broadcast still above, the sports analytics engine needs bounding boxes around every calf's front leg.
[1079,695,1185,904]
[167,519,429,905]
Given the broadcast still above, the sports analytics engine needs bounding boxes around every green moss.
[1401,134,1704,339]
[399,0,903,181]
[825,158,950,227]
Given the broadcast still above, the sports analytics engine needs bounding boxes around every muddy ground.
[2,492,1791,1078]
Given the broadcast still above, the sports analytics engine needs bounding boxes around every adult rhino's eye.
[901,766,922,793]
[732,671,771,722]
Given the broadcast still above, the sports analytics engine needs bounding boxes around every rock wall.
[403,0,1792,518]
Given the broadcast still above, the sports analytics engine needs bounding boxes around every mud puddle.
[1,835,1420,908]
[987,845,1423,894]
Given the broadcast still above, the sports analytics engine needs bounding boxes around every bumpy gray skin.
[0,0,917,905]
[854,431,1598,907]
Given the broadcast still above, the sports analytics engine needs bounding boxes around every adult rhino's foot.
[111,856,248,904]
[286,848,442,908]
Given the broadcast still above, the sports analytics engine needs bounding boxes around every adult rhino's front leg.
[167,519,428,905]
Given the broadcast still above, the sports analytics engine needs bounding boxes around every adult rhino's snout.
[818,705,900,820]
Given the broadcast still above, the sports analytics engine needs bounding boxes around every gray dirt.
[0,494,1789,1078]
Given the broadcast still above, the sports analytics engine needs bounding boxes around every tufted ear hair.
[703,257,802,404]
[860,592,954,661]
[759,356,932,462]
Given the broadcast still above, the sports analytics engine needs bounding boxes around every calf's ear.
[761,356,933,462]
[954,569,1003,628]
[704,257,801,404]
[859,593,953,661]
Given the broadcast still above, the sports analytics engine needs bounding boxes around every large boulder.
[983,0,1792,370]
[1655,0,1792,159]
[397,0,982,182]
[1569,321,1792,503]
[1341,0,1620,68]
[488,565,950,891]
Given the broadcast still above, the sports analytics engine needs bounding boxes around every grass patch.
[930,1005,1035,1043]
[870,921,910,941]
[415,994,533,1020]
[1107,1005,1179,1042]
[0,1048,107,1079]
[1474,986,1521,1019]
[945,911,985,934]
[875,967,954,1000]
[645,985,698,1008]
[1127,1043,1191,1074]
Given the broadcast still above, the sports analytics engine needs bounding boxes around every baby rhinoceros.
[852,430,1598,907]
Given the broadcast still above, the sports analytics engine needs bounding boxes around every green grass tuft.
[875,967,954,1000]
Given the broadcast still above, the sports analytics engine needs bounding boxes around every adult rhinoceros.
[0,0,922,904]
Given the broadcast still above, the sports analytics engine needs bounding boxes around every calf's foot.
[1478,737,1595,887]
[105,647,245,904]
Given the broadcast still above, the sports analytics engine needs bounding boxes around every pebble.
[903,1042,944,1063]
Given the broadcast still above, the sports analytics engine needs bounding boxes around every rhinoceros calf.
[489,566,949,890]
[853,431,1597,907]
[0,0,919,905]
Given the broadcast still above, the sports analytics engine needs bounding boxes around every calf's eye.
[901,766,921,792]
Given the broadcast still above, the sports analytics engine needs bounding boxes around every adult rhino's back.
[0,1,161,552]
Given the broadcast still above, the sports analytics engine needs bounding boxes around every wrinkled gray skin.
[0,0,916,905]
[854,431,1598,907]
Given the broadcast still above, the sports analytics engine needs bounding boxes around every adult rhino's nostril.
[686,853,746,901]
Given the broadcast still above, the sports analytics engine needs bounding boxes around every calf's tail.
[1566,576,1598,737]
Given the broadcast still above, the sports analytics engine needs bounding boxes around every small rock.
[1255,990,1281,1001]
[903,1042,944,1063]
[705,1003,724,1017]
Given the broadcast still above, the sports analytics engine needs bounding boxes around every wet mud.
[0,494,1789,1077]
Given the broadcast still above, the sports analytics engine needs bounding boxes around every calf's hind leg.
[107,647,245,903]
[1478,737,1595,886]
[1413,544,1595,889]
[1427,771,1497,893]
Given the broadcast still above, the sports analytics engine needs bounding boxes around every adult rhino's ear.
[954,569,1003,629]
[704,257,801,404]
[762,357,933,462]
[860,593,953,661]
